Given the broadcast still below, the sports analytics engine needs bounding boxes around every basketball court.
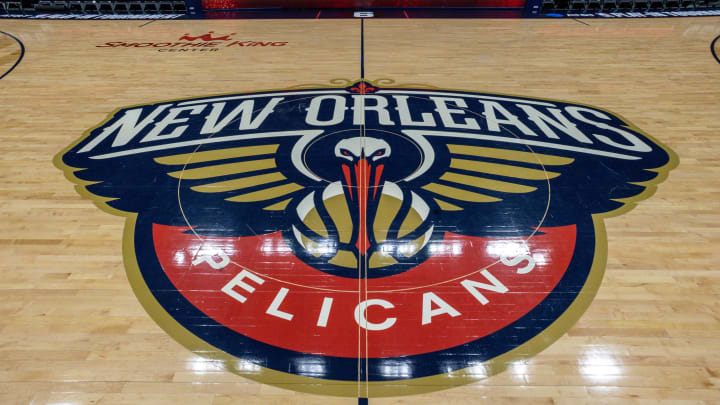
[1,12,720,405]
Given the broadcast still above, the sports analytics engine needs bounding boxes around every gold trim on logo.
[53,80,679,398]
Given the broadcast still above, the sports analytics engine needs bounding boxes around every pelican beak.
[341,158,385,255]
[341,158,385,202]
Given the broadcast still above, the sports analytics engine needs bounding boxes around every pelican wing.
[408,141,669,236]
[154,144,304,211]
[421,144,574,210]
[68,137,319,237]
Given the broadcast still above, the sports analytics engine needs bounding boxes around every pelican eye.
[341,149,351,156]
[373,149,386,157]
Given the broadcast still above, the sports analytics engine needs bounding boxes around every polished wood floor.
[1,16,720,405]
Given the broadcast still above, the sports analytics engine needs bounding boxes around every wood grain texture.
[0,17,719,405]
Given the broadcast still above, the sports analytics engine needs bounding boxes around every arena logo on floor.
[55,79,677,397]
[95,31,288,52]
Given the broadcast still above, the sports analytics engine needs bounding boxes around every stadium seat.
[128,1,142,12]
[158,1,172,12]
[35,0,68,10]
[7,1,22,12]
[570,0,586,10]
[603,0,618,9]
[142,2,158,12]
[98,1,113,12]
[172,0,185,11]
[82,1,97,12]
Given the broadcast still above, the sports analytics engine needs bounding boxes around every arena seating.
[0,0,718,15]
[542,0,719,12]
[1,0,186,13]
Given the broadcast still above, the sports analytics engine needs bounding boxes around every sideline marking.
[573,18,590,26]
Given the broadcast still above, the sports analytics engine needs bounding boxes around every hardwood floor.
[0,17,719,404]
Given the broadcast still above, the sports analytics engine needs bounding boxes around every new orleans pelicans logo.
[56,81,676,397]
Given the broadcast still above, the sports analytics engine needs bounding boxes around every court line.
[0,30,25,81]
[359,17,368,404]
[177,89,346,106]
[572,18,590,26]
[88,130,322,159]
[377,89,557,107]
[139,20,155,27]
[711,35,720,65]
[402,129,641,161]
[360,19,365,79]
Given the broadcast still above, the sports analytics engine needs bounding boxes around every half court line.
[359,17,369,405]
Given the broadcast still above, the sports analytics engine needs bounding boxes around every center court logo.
[96,31,288,52]
[55,80,676,397]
